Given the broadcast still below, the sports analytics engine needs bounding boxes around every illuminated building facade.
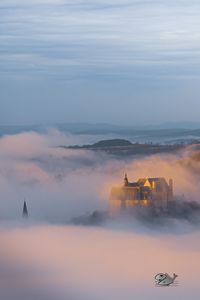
[109,174,173,215]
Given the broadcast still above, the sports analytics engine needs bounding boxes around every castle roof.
[125,177,169,188]
[127,182,139,187]
[138,177,168,185]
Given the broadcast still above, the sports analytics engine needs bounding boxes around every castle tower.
[123,173,129,187]
[23,200,28,218]
[152,180,156,190]
[168,178,173,200]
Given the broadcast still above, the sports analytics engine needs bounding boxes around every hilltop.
[61,138,184,157]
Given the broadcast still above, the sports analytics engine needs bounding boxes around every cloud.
[0,224,200,300]
[1,130,200,225]
[0,132,200,298]
[0,131,119,221]
[2,0,200,127]
[124,148,200,202]
[1,0,200,81]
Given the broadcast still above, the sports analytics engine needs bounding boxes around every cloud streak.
[1,0,200,79]
[2,0,200,126]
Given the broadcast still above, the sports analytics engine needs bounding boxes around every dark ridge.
[92,139,132,147]
[71,211,108,226]
[71,199,200,229]
[61,139,184,157]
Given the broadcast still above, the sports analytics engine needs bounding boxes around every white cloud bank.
[0,224,200,300]
[0,131,200,224]
[0,131,200,299]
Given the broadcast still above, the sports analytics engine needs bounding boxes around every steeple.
[23,200,28,218]
[123,173,129,187]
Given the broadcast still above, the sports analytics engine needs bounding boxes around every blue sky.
[1,0,200,125]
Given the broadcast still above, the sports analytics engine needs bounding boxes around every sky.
[1,0,200,125]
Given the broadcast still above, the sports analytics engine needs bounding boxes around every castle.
[109,174,173,215]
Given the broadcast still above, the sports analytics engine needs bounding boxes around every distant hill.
[1,122,200,144]
[66,139,132,149]
[63,138,184,157]
[0,122,124,136]
[0,124,48,136]
[91,139,132,148]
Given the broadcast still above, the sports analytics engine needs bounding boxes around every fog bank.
[0,225,199,300]
[0,131,200,225]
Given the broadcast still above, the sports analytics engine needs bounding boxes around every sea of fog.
[0,130,200,299]
[0,224,200,300]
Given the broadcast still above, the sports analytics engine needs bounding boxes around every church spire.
[23,200,28,218]
[123,173,129,187]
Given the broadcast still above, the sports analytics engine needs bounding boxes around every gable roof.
[137,177,169,187]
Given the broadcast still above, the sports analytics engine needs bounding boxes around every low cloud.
[124,146,200,201]
[0,131,200,225]
[0,132,200,298]
[0,225,199,300]
[0,131,118,221]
